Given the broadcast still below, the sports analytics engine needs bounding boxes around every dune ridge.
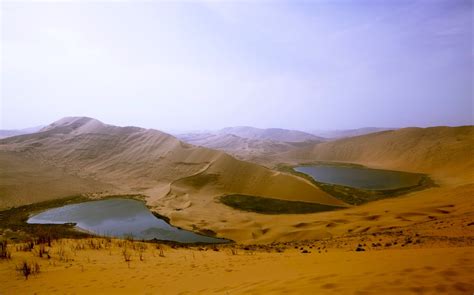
[0,117,340,214]
[0,119,472,245]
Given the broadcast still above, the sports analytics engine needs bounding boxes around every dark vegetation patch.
[0,195,92,242]
[220,194,342,214]
[198,229,218,237]
[151,212,171,224]
[276,163,436,206]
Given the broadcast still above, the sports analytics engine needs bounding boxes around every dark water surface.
[27,198,226,243]
[294,165,423,190]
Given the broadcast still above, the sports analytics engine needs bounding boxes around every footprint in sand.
[321,283,338,289]
[362,215,381,221]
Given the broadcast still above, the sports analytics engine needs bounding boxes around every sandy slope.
[0,117,339,214]
[0,238,472,294]
[0,151,113,209]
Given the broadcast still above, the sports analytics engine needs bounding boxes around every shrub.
[16,240,34,252]
[122,248,132,268]
[0,240,11,259]
[16,261,40,280]
[37,245,50,259]
[156,245,165,257]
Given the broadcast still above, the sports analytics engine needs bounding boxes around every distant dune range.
[0,117,472,244]
[217,126,325,142]
[176,132,320,163]
[0,125,43,139]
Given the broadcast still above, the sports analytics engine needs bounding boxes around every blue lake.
[27,198,227,243]
[294,165,423,190]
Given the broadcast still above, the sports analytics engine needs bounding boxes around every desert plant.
[17,240,34,252]
[57,246,70,262]
[36,234,52,247]
[87,239,103,250]
[16,261,40,280]
[156,245,165,257]
[0,240,11,259]
[122,248,132,268]
[37,244,50,259]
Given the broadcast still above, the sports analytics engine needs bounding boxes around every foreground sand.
[0,238,473,294]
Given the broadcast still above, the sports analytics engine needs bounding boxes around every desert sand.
[0,235,472,294]
[0,118,473,294]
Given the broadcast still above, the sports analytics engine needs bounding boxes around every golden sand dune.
[0,151,113,209]
[0,117,339,214]
[275,126,474,184]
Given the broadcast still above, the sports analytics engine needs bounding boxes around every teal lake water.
[294,165,422,190]
[27,198,227,243]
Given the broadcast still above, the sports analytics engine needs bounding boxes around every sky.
[1,0,472,132]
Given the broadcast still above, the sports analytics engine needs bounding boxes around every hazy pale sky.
[1,0,472,131]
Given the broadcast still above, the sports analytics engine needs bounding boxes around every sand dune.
[1,119,472,245]
[0,151,113,209]
[158,126,474,243]
[0,117,339,214]
[275,126,474,184]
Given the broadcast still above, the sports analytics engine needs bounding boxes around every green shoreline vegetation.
[219,194,343,214]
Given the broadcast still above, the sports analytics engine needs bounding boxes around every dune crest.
[0,117,339,215]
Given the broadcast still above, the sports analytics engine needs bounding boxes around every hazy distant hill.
[219,126,325,142]
[0,117,341,210]
[310,127,395,139]
[176,132,317,163]
[177,126,324,163]
[0,125,43,139]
